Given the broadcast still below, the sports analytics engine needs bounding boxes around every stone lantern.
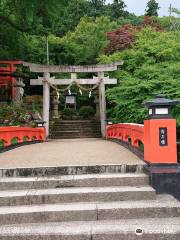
[14,78,25,105]
[52,91,60,119]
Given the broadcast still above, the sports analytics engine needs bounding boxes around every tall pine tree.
[145,0,160,16]
[110,0,127,19]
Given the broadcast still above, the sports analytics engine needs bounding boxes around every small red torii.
[0,60,22,101]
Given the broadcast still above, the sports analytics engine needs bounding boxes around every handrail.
[106,123,144,148]
[0,126,46,148]
[106,122,178,164]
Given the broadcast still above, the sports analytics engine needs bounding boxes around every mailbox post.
[143,95,180,164]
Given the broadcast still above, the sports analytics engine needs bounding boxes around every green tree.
[0,0,66,35]
[49,16,117,65]
[99,28,180,125]
[145,0,160,16]
[107,0,127,20]
[58,0,90,36]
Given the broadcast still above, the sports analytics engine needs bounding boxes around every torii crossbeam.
[23,62,123,137]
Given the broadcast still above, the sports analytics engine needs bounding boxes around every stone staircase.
[50,120,102,139]
[0,171,179,239]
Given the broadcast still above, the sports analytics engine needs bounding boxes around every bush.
[0,104,40,127]
[79,106,95,119]
[62,108,78,120]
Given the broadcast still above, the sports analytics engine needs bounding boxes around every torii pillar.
[98,72,106,137]
[43,72,50,137]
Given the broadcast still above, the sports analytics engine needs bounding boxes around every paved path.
[0,139,144,168]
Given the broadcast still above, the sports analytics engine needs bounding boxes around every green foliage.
[58,0,90,36]
[106,0,127,20]
[49,16,117,65]
[79,106,95,119]
[116,15,144,27]
[62,108,78,120]
[11,137,18,145]
[155,16,180,31]
[145,0,160,17]
[0,140,4,148]
[99,27,180,125]
[0,0,179,130]
[171,8,180,15]
[0,0,128,64]
[0,104,38,126]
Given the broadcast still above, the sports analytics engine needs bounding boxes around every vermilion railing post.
[143,95,179,165]
[144,119,177,164]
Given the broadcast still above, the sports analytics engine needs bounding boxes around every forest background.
[0,0,180,125]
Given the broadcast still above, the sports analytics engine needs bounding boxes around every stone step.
[50,132,101,136]
[50,134,102,138]
[50,124,100,129]
[51,130,101,134]
[0,195,179,225]
[0,217,180,239]
[50,133,101,139]
[0,164,144,178]
[50,135,102,139]
[51,124,101,127]
[0,173,149,190]
[51,122,100,125]
[51,125,100,128]
[50,127,101,131]
[50,120,101,139]
[51,120,100,124]
[0,186,156,206]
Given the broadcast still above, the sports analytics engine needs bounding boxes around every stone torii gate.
[23,62,123,137]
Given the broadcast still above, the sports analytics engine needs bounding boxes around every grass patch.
[139,141,144,152]
[23,136,29,142]
[0,140,4,148]
[32,136,36,141]
[11,137,18,145]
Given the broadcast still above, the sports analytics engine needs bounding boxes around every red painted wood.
[144,119,177,164]
[106,123,144,146]
[106,121,177,164]
[0,127,46,147]
[0,60,22,100]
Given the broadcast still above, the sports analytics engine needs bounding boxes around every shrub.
[0,140,4,148]
[79,106,95,119]
[62,108,78,120]
[0,104,40,127]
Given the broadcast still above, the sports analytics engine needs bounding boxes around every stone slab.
[0,218,180,240]
[0,164,145,178]
[0,202,97,225]
[0,195,179,225]
[0,139,144,169]
[0,186,156,206]
[97,198,180,220]
[0,173,149,190]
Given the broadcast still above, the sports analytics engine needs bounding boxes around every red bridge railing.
[0,127,46,148]
[106,121,178,164]
[106,123,144,159]
[106,123,144,147]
